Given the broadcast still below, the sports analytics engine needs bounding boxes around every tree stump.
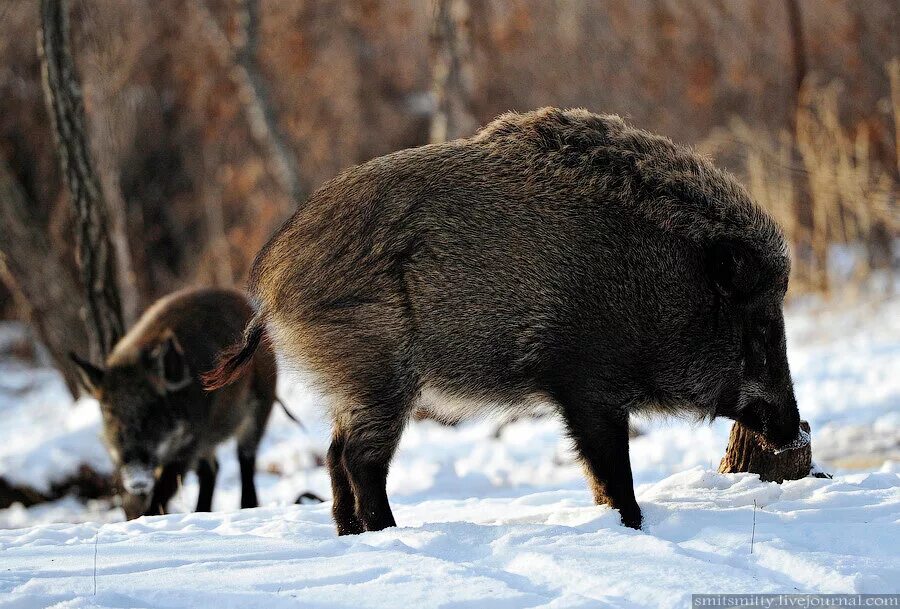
[719,420,813,483]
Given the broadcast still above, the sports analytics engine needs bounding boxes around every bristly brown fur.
[224,107,800,534]
[201,314,267,390]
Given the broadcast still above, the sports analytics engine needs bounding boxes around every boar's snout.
[738,395,801,451]
[765,398,801,450]
[121,463,155,496]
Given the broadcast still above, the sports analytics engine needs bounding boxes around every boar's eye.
[766,315,785,346]
[754,325,768,368]
[742,322,768,372]
[705,240,762,302]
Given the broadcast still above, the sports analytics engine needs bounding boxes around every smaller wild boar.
[71,288,275,517]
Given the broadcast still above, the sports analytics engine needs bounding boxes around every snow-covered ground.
[1,289,898,608]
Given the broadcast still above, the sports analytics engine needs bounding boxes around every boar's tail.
[275,396,306,431]
[201,312,267,391]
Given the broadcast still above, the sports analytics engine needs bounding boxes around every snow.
[0,326,113,493]
[0,290,898,607]
[2,469,898,608]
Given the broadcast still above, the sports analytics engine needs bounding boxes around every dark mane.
[474,107,787,262]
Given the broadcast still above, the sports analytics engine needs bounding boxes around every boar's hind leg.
[237,447,259,509]
[561,405,642,529]
[342,415,406,533]
[144,461,186,516]
[195,455,219,512]
[317,302,414,534]
[327,430,364,535]
[337,385,412,533]
[236,396,273,509]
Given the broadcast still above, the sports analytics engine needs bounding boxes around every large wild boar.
[205,108,803,533]
[71,288,275,517]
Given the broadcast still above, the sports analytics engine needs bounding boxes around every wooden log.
[0,478,48,509]
[0,464,116,510]
[719,420,813,483]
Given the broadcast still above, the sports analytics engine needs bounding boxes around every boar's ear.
[69,352,105,396]
[147,332,192,394]
[705,240,763,301]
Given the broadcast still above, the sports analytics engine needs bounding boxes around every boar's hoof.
[618,505,643,530]
[719,421,814,483]
[295,491,326,504]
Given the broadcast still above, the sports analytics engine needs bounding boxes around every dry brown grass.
[702,63,898,297]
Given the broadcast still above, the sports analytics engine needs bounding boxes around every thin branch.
[750,499,757,554]
[187,0,304,211]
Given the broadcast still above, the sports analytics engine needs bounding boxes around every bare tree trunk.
[96,141,139,327]
[344,0,381,163]
[186,0,304,213]
[0,159,88,398]
[888,59,900,182]
[234,0,304,208]
[430,0,477,143]
[202,145,233,287]
[38,0,124,361]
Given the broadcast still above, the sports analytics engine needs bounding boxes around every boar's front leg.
[237,448,259,509]
[237,376,276,509]
[561,404,642,529]
[144,461,187,516]
[195,456,219,512]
